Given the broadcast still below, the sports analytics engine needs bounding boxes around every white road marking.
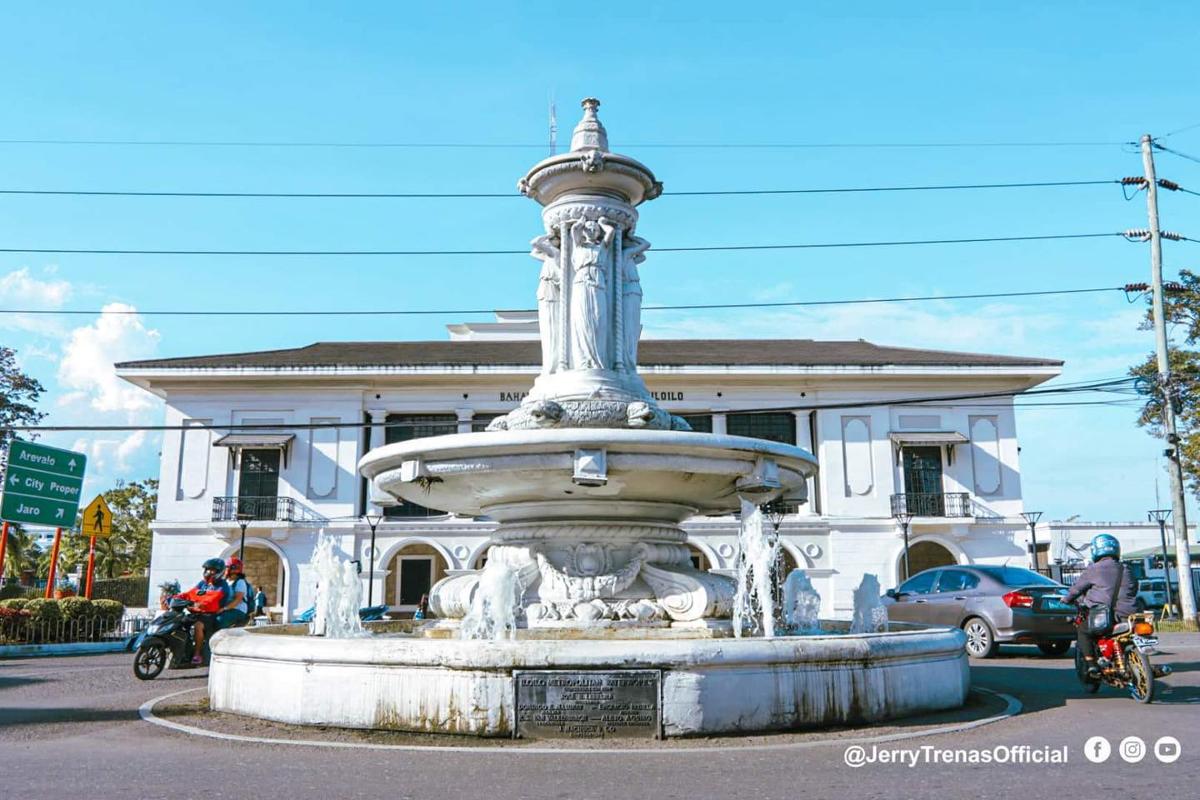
[139,687,1021,755]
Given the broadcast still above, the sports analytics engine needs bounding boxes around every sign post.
[44,527,63,599]
[80,495,114,599]
[0,520,9,586]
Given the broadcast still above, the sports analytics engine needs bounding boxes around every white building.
[117,312,1169,619]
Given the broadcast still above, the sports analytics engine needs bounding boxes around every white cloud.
[0,266,72,336]
[57,303,161,414]
[44,304,165,494]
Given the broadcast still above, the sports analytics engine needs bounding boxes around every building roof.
[115,339,1062,371]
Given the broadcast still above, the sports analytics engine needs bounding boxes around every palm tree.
[1,524,37,584]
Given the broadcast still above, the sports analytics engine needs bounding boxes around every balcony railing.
[212,496,325,524]
[889,492,972,518]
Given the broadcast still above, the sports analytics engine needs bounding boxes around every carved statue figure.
[569,217,616,369]
[620,233,650,369]
[530,233,561,372]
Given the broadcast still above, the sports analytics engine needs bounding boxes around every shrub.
[0,606,32,641]
[90,577,150,607]
[24,598,62,624]
[0,598,29,610]
[92,599,125,620]
[58,596,94,621]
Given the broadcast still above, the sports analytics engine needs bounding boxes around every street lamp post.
[894,510,914,581]
[363,513,384,607]
[1020,511,1043,573]
[235,512,253,562]
[1148,509,1177,619]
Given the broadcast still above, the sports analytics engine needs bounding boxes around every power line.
[1153,142,1200,165]
[1161,121,1200,139]
[0,179,1120,200]
[0,137,1126,150]
[4,378,1136,434]
[0,232,1124,258]
[0,285,1127,318]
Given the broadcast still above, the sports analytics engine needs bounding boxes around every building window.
[237,449,280,519]
[471,413,501,432]
[679,414,713,433]
[384,414,456,518]
[727,412,795,444]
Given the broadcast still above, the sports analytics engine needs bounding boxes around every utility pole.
[1141,133,1198,623]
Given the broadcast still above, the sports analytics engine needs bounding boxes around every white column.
[794,410,816,515]
[366,408,388,514]
[455,407,475,434]
[712,408,728,436]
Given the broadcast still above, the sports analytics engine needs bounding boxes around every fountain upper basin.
[359,428,817,522]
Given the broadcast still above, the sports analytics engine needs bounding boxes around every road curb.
[139,686,1022,755]
[0,641,128,659]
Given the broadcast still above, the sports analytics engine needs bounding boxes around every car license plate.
[1041,598,1075,613]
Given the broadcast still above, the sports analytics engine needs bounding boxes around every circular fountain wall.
[209,625,969,736]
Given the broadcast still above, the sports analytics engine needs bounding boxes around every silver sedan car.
[885,565,1077,658]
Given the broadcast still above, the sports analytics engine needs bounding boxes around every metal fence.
[0,615,147,646]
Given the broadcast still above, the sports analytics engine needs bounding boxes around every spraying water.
[782,569,822,634]
[732,498,779,638]
[309,533,366,638]
[850,573,889,634]
[460,562,524,640]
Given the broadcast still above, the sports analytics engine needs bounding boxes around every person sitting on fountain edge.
[218,557,252,629]
[1063,533,1137,677]
[176,558,230,665]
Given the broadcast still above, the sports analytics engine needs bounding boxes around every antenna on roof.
[548,93,557,156]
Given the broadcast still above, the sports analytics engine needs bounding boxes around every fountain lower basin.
[209,624,970,737]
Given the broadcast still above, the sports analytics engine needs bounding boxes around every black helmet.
[202,557,226,573]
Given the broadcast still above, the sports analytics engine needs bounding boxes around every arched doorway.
[384,543,450,616]
[240,542,285,618]
[903,540,957,581]
[687,544,711,571]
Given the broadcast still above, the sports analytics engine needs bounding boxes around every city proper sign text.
[514,670,660,739]
[1,439,88,527]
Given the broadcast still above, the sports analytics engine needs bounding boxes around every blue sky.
[1,2,1198,520]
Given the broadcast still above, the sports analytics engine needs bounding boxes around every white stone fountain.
[208,100,969,738]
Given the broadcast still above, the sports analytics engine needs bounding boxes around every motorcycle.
[132,597,201,680]
[294,604,390,624]
[1074,609,1172,703]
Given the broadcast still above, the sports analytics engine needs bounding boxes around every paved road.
[2,638,1197,800]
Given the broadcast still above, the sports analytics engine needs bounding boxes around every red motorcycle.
[1074,610,1171,703]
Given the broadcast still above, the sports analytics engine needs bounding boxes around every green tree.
[61,479,158,579]
[1131,269,1200,495]
[1,523,37,580]
[1,345,46,471]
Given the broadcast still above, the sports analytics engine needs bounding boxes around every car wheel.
[962,617,998,658]
[1037,640,1071,657]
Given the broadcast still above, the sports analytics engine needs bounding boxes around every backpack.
[233,577,254,619]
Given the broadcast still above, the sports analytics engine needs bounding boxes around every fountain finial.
[570,97,608,152]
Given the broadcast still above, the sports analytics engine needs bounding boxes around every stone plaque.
[514,670,661,739]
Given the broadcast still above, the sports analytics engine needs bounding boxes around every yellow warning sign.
[80,495,113,538]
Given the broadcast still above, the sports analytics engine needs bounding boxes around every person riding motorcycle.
[175,558,230,665]
[218,557,251,629]
[1063,533,1137,677]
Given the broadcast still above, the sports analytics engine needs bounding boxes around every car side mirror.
[885,589,901,599]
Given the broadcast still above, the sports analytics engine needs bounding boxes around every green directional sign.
[1,439,87,527]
